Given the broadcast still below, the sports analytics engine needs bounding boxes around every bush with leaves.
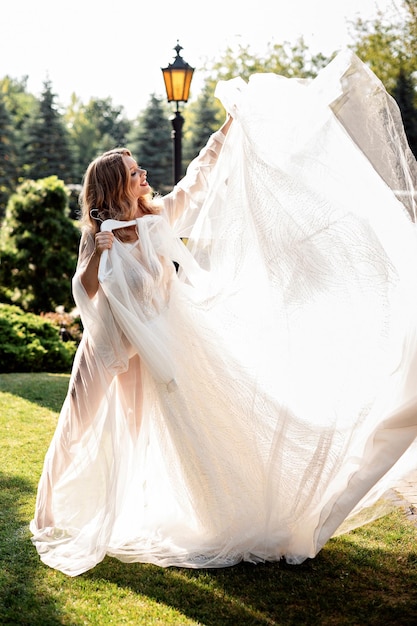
[0,303,77,372]
[0,175,79,313]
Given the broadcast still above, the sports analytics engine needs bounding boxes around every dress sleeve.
[162,129,226,235]
[72,229,130,376]
[74,230,95,274]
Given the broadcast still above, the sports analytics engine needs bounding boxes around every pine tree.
[84,98,131,151]
[0,176,79,313]
[0,95,18,221]
[127,94,172,192]
[184,82,223,162]
[22,79,74,182]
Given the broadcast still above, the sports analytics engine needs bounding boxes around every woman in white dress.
[31,51,417,576]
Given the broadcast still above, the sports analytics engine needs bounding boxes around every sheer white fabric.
[31,51,417,576]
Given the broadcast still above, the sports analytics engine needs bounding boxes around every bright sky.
[1,0,402,118]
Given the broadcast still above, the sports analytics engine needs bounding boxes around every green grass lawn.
[1,372,417,626]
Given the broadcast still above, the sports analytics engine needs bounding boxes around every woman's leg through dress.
[34,340,143,529]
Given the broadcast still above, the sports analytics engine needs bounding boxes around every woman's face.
[123,154,150,200]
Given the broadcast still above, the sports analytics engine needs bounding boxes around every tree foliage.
[65,95,132,183]
[65,94,102,183]
[84,97,131,154]
[0,95,18,220]
[22,80,75,183]
[392,64,417,157]
[0,75,38,136]
[184,82,224,161]
[207,38,332,84]
[127,94,172,192]
[0,176,79,314]
[0,303,76,372]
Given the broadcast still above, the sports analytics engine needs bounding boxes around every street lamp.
[161,41,194,184]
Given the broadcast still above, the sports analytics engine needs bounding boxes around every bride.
[31,50,417,576]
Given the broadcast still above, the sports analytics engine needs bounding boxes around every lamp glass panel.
[163,67,194,102]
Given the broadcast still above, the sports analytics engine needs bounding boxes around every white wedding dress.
[31,51,417,576]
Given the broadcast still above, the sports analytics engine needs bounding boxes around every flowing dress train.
[31,50,417,576]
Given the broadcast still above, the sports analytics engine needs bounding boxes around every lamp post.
[161,41,194,184]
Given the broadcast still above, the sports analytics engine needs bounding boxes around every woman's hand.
[94,231,114,256]
[220,114,233,136]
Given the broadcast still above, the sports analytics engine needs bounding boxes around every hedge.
[0,303,77,373]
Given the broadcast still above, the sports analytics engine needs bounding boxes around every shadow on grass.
[86,524,417,626]
[0,472,66,626]
[1,470,417,626]
[0,372,70,413]
[2,374,417,625]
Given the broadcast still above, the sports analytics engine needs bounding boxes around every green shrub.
[0,176,79,314]
[0,303,77,373]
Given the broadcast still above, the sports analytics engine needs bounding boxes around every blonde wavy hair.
[79,148,161,236]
